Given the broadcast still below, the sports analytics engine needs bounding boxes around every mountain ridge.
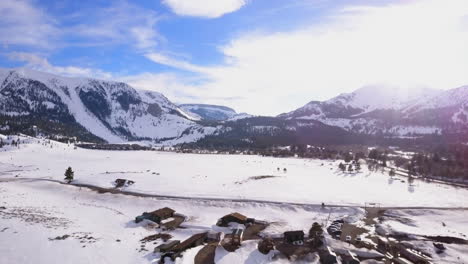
[0,68,216,144]
[278,84,468,137]
[1,67,467,146]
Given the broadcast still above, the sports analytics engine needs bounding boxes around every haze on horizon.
[1,0,468,116]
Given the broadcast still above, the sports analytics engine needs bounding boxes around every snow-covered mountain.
[0,68,216,143]
[179,103,251,121]
[1,67,466,145]
[279,85,468,137]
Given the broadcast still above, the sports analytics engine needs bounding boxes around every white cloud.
[145,52,210,73]
[149,0,468,115]
[69,2,162,51]
[121,72,204,102]
[8,52,113,79]
[0,0,58,47]
[163,0,246,18]
[0,1,162,52]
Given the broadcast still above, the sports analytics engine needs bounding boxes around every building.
[154,240,180,253]
[392,257,413,264]
[231,229,244,245]
[397,246,432,264]
[319,246,338,264]
[172,232,207,253]
[283,230,305,244]
[217,212,248,227]
[342,250,360,264]
[221,229,244,252]
[135,207,175,224]
[206,231,224,243]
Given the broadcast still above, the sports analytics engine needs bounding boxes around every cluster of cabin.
[323,219,434,264]
[132,206,435,264]
[374,237,434,264]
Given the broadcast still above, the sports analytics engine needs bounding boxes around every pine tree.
[309,222,323,238]
[339,162,346,172]
[64,167,74,183]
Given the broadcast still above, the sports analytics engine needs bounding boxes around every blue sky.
[1,0,468,115]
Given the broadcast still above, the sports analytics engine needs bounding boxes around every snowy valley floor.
[1,136,468,263]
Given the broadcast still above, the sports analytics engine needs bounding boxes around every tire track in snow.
[2,177,468,210]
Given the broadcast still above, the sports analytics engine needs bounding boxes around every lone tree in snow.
[64,167,74,183]
[339,162,346,172]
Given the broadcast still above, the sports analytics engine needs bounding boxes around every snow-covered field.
[1,136,468,263]
[1,136,468,207]
[0,179,361,264]
[378,209,468,263]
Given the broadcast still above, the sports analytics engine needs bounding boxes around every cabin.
[433,242,446,253]
[392,257,413,264]
[135,207,175,224]
[342,250,360,264]
[327,220,343,238]
[231,229,244,245]
[377,236,396,254]
[154,240,180,253]
[221,229,244,252]
[217,212,248,227]
[172,232,207,253]
[114,178,135,188]
[319,246,338,264]
[283,230,305,244]
[206,231,224,243]
[398,246,432,264]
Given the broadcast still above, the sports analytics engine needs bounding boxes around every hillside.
[0,68,216,143]
[279,85,468,137]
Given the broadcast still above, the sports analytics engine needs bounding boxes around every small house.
[135,207,175,224]
[283,230,305,244]
[398,246,432,264]
[154,240,180,253]
[342,250,360,264]
[231,229,244,245]
[206,231,224,243]
[392,258,413,264]
[172,232,207,253]
[217,212,248,227]
[221,229,244,252]
[319,246,338,264]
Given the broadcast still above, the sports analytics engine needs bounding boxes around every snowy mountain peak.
[328,85,441,113]
[279,84,467,136]
[0,68,216,144]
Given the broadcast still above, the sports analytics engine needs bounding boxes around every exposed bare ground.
[0,206,71,229]
[235,175,280,185]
